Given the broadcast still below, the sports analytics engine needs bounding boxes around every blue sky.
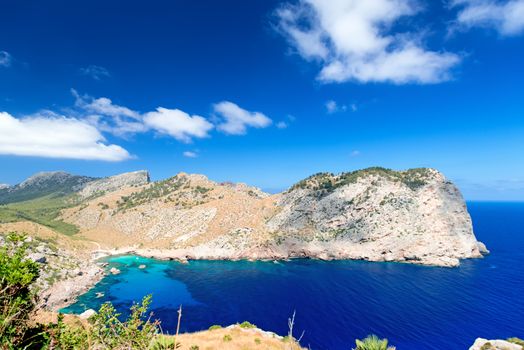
[0,0,523,200]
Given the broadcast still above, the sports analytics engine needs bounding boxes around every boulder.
[469,338,522,350]
[79,309,96,319]
[109,267,121,275]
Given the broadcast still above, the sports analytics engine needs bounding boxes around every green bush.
[0,233,40,348]
[507,337,524,346]
[354,334,395,350]
[208,325,222,330]
[239,321,256,329]
[223,334,232,342]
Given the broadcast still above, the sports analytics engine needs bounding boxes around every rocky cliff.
[54,167,487,267]
[265,167,486,266]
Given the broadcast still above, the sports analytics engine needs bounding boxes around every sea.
[61,202,524,350]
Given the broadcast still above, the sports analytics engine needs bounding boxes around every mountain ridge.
[0,167,487,267]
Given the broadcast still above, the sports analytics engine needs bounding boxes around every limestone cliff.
[58,167,486,267]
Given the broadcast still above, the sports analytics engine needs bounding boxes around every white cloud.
[350,103,358,112]
[452,0,524,36]
[350,150,361,157]
[72,90,145,137]
[73,90,214,142]
[214,101,272,135]
[276,121,288,129]
[277,0,461,84]
[326,99,348,113]
[0,51,12,67]
[80,65,111,80]
[0,112,131,161]
[183,151,198,158]
[143,108,213,143]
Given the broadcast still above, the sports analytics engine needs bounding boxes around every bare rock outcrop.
[265,168,485,266]
[63,167,486,267]
[469,338,523,350]
[78,170,149,199]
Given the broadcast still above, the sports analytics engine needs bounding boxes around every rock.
[477,241,490,255]
[95,292,104,298]
[28,253,47,264]
[57,167,486,267]
[109,267,121,275]
[138,264,146,269]
[79,309,96,319]
[469,338,522,350]
[78,170,150,199]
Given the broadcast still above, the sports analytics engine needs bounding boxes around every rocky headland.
[0,167,489,310]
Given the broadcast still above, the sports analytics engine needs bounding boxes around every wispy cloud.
[276,0,460,84]
[80,65,111,80]
[0,111,131,161]
[183,151,198,158]
[214,101,272,135]
[0,51,12,67]
[451,0,524,36]
[350,150,361,157]
[326,100,348,114]
[73,90,213,142]
[72,89,146,137]
[276,121,289,129]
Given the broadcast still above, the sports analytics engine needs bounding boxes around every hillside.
[0,167,487,267]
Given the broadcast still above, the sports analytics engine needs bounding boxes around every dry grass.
[172,325,307,350]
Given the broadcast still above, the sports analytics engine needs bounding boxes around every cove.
[61,202,524,350]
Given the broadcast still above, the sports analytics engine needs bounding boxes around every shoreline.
[48,242,488,313]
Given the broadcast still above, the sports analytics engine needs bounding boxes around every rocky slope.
[0,225,104,310]
[470,338,524,350]
[53,167,487,267]
[0,171,94,204]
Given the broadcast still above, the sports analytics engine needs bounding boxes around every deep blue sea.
[62,202,524,350]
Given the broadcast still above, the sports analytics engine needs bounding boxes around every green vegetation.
[0,194,79,235]
[223,334,233,342]
[507,337,524,348]
[0,232,177,349]
[239,321,256,329]
[290,167,432,194]
[354,334,395,350]
[116,176,188,211]
[208,325,222,330]
[0,172,93,205]
[0,233,40,348]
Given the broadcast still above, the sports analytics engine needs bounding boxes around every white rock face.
[469,338,522,350]
[65,167,486,267]
[79,309,96,319]
[265,168,485,267]
[78,170,149,199]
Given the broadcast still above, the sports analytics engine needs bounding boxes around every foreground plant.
[354,334,396,350]
[0,233,40,348]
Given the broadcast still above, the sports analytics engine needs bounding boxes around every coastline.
[47,240,488,312]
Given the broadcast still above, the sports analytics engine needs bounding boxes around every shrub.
[507,337,524,347]
[239,321,256,329]
[90,294,160,349]
[354,334,395,350]
[208,325,222,330]
[189,346,199,350]
[0,232,40,348]
[223,334,232,342]
[254,337,261,344]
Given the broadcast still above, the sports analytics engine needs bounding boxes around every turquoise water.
[62,202,524,350]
